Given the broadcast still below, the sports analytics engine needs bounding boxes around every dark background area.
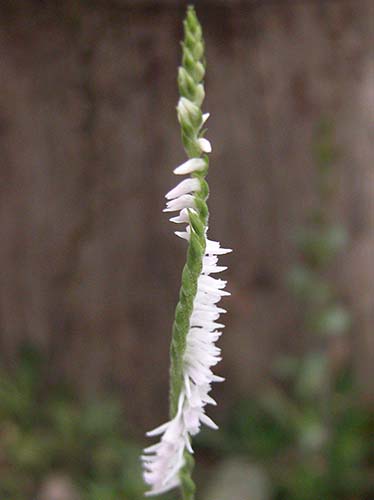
[0,1,372,499]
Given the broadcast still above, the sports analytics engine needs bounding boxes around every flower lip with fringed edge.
[142,6,231,498]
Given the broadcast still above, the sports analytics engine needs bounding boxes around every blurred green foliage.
[0,345,145,500]
[198,120,373,500]
[216,367,372,500]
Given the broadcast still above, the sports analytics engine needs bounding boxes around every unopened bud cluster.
[177,8,210,159]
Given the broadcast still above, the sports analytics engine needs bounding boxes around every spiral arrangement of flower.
[141,6,231,499]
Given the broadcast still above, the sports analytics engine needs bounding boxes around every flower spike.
[142,6,231,499]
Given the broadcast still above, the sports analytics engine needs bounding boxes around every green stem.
[168,6,209,499]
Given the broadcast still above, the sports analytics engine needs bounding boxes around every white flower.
[198,137,212,153]
[143,147,231,496]
[165,178,200,200]
[142,394,187,496]
[173,158,206,175]
[163,194,196,213]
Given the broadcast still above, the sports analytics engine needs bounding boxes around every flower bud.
[193,42,204,61]
[194,84,205,107]
[194,61,205,82]
[178,67,196,100]
[177,97,202,129]
[182,48,195,74]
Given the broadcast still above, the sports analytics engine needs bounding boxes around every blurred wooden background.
[0,0,372,431]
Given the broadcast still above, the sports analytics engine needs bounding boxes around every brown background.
[0,0,373,432]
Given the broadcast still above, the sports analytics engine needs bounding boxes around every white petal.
[184,373,192,398]
[205,239,233,254]
[169,208,197,224]
[174,158,206,175]
[199,275,227,289]
[143,227,231,496]
[143,443,162,453]
[175,231,190,240]
[198,283,230,296]
[202,112,210,124]
[185,436,194,453]
[163,448,185,484]
[203,265,228,274]
[202,394,217,406]
[200,413,219,430]
[146,421,171,437]
[170,214,188,224]
[163,194,195,212]
[165,178,200,200]
[198,138,212,153]
[206,243,232,255]
[193,303,227,314]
